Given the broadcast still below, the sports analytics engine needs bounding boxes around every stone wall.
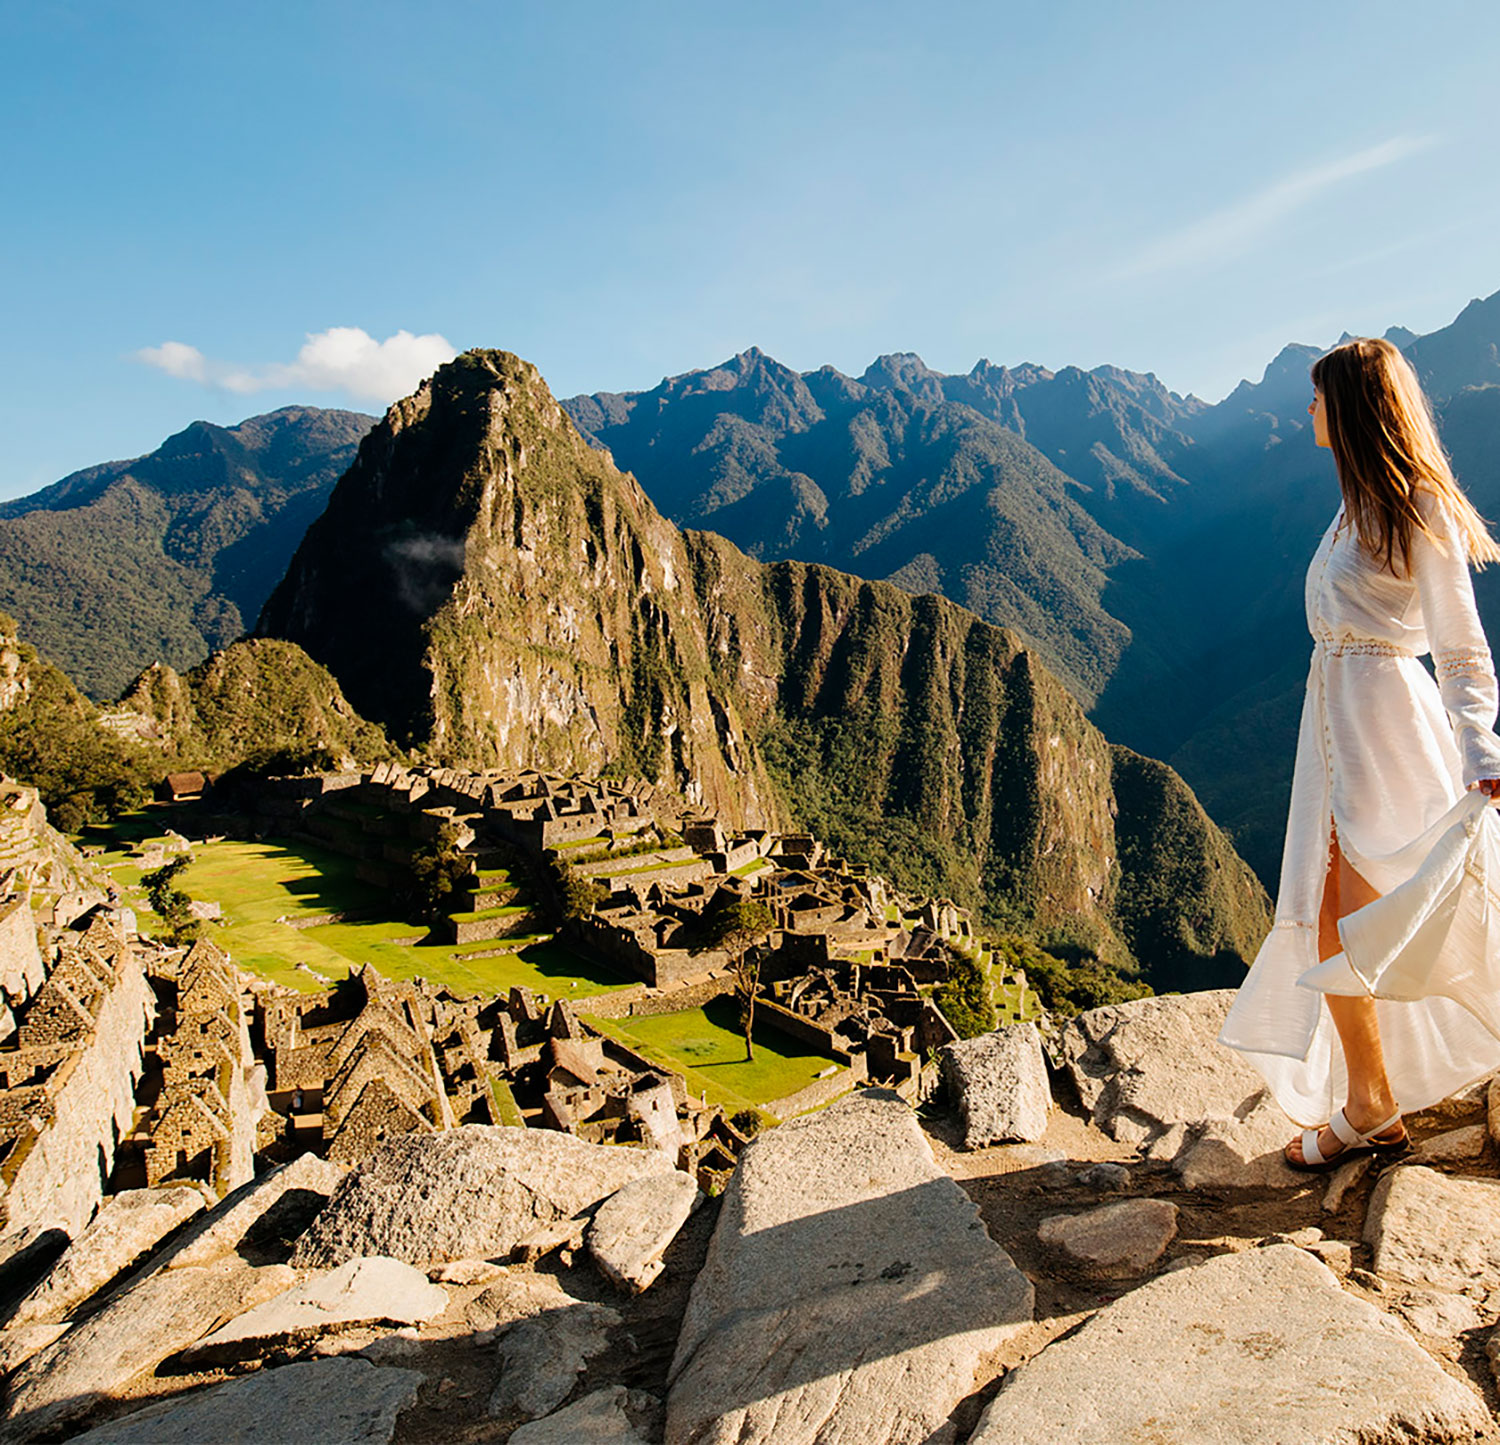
[0,896,44,1043]
[755,997,858,1065]
[583,973,734,1020]
[1,942,155,1236]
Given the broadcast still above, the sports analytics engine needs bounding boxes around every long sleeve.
[1411,498,1500,786]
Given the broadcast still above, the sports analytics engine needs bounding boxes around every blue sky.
[3,0,1499,499]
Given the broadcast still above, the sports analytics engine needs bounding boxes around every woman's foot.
[1284,1104,1408,1170]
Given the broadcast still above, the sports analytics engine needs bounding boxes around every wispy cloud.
[135,327,458,403]
[1112,136,1435,281]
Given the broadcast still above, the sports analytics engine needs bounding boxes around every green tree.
[554,860,606,921]
[990,933,1151,1017]
[934,947,997,1039]
[0,646,155,831]
[408,822,471,917]
[695,893,775,1061]
[141,855,202,945]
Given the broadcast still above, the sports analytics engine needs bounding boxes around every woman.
[1219,336,1500,1170]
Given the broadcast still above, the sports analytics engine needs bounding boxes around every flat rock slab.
[1172,1089,1300,1189]
[11,1185,207,1326]
[1058,991,1266,1147]
[1322,1154,1373,1213]
[292,1125,674,1269]
[969,1245,1487,1444]
[64,1357,424,1445]
[0,1323,67,1375]
[490,1297,623,1420]
[186,1255,449,1363]
[666,1089,1033,1445]
[1389,1288,1486,1339]
[156,1153,348,1272]
[1037,1198,1178,1279]
[3,1260,295,1441]
[431,1257,504,1286]
[1406,1124,1490,1167]
[941,1022,1051,1147]
[588,1170,700,1293]
[509,1387,659,1444]
[1366,1165,1500,1301]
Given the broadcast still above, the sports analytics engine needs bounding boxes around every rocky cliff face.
[261,351,1270,981]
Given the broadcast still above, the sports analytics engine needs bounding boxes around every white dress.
[1220,493,1500,1127]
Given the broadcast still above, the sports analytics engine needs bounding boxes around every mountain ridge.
[0,406,376,699]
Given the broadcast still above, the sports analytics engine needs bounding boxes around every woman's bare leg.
[1285,838,1403,1164]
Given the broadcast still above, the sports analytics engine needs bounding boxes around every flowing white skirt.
[1221,650,1500,1127]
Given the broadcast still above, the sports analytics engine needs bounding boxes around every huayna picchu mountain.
[260,350,1270,989]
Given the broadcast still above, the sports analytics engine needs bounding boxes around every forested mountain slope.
[0,406,375,698]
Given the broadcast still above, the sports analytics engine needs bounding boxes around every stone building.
[257,963,453,1163]
[140,940,262,1194]
[0,908,155,1236]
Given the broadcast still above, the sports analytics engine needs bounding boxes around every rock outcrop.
[666,1090,1033,1444]
[1058,990,1299,1186]
[508,1386,658,1444]
[587,1170,701,1294]
[150,1151,347,1273]
[63,1356,423,1445]
[1036,1198,1178,1279]
[941,1021,1051,1146]
[968,1246,1488,1443]
[290,1125,677,1269]
[489,1296,622,1420]
[7,1184,206,1326]
[2,1260,296,1440]
[185,1256,449,1363]
[1365,1165,1500,1301]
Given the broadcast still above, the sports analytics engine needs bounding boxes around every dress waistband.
[1312,636,1417,659]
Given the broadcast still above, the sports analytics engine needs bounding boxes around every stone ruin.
[135,940,261,1193]
[0,908,154,1239]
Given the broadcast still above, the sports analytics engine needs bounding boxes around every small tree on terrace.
[141,855,202,946]
[694,893,774,1061]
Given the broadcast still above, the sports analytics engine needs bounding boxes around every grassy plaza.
[584,996,841,1116]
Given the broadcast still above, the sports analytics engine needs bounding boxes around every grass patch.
[489,1076,526,1127]
[85,819,634,1001]
[447,904,531,924]
[585,997,840,1112]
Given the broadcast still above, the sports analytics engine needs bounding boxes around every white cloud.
[136,340,210,383]
[134,326,458,403]
[1113,136,1435,281]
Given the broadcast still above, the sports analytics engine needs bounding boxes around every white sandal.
[1286,1106,1408,1172]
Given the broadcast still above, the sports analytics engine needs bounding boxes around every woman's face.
[1309,389,1331,449]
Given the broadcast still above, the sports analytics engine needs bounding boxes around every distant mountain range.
[3,288,1496,887]
[0,406,374,698]
[563,289,1500,881]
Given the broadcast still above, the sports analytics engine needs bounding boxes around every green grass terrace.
[584,997,844,1116]
[81,815,631,1001]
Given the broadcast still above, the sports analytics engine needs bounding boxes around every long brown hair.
[1310,336,1500,573]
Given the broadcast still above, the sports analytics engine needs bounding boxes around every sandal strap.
[1363,1110,1403,1142]
[1301,1127,1326,1166]
[1327,1108,1361,1149]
